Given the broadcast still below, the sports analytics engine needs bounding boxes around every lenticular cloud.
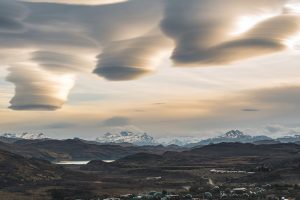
[161,0,300,66]
[2,0,300,111]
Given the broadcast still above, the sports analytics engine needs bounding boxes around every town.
[97,183,299,200]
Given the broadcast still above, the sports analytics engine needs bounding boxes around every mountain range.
[95,129,300,146]
[1,130,300,147]
[0,132,48,143]
[95,131,156,146]
[185,130,272,147]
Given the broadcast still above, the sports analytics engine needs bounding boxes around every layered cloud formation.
[6,65,75,110]
[1,0,300,110]
[22,0,128,5]
[161,0,300,65]
[32,51,89,73]
[94,33,171,80]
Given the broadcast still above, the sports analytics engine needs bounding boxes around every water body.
[54,160,115,165]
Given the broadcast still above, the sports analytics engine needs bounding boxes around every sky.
[1,0,300,139]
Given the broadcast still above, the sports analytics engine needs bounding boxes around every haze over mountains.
[95,129,300,146]
[1,130,300,147]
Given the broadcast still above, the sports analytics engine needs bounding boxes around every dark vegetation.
[0,138,186,162]
[0,140,299,199]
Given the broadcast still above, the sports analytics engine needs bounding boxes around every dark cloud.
[177,37,285,65]
[0,0,28,33]
[102,116,130,126]
[243,108,260,112]
[153,102,166,105]
[94,34,170,81]
[9,104,60,111]
[94,66,151,81]
[0,17,24,33]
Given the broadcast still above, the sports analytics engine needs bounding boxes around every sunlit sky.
[1,0,300,139]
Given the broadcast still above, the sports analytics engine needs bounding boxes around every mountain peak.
[19,132,47,140]
[1,133,17,138]
[223,130,245,138]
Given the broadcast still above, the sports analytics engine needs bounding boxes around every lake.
[54,160,115,165]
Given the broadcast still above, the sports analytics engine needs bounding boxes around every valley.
[0,133,299,199]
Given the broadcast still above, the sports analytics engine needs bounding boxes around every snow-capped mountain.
[191,130,272,146]
[156,130,276,147]
[156,137,202,146]
[96,131,156,146]
[0,132,48,140]
[19,133,47,140]
[223,130,246,138]
[95,129,274,146]
[1,133,17,138]
[276,135,300,143]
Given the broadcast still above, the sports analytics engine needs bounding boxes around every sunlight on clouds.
[231,14,278,36]
[283,2,300,48]
[21,0,127,5]
[49,74,75,101]
[283,31,300,49]
[285,1,300,14]
[7,64,76,110]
